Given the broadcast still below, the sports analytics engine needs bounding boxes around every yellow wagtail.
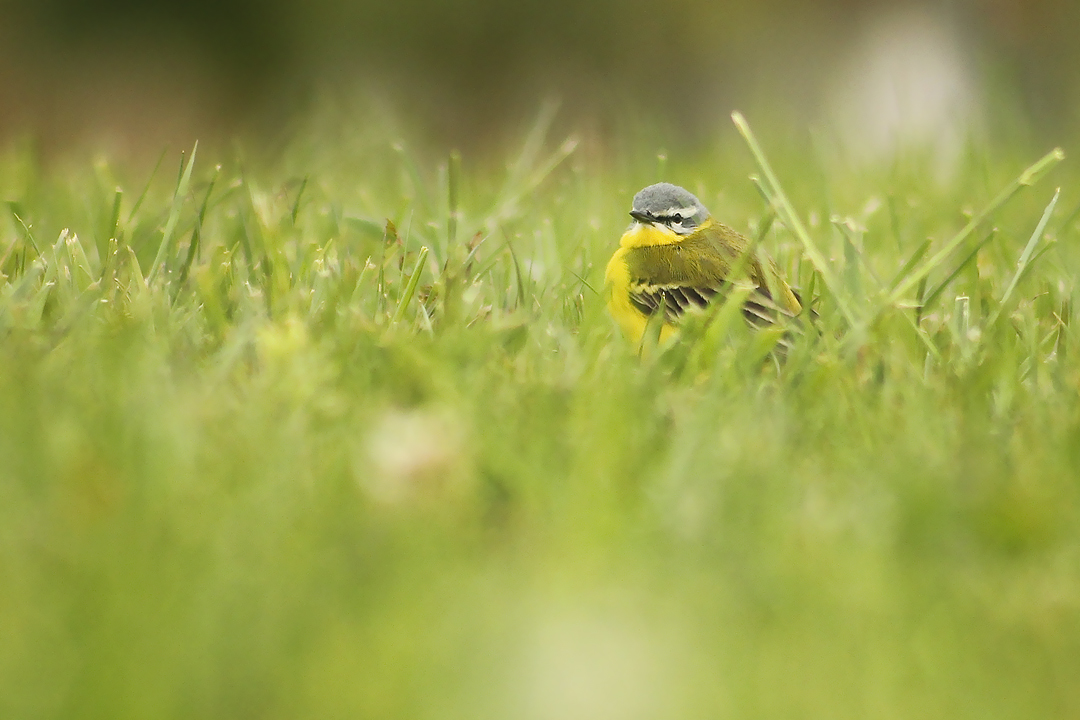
[605,182,802,346]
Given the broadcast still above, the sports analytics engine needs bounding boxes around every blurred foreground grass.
[2,109,1080,719]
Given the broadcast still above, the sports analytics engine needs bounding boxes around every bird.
[605,182,803,346]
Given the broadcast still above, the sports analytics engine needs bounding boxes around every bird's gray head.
[629,182,710,235]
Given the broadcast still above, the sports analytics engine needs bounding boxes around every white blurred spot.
[362,408,465,505]
[515,611,671,720]
[828,8,978,176]
[524,258,547,283]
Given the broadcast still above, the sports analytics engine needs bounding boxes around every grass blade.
[291,175,309,225]
[988,188,1061,327]
[732,111,857,326]
[390,245,429,325]
[888,148,1063,304]
[148,142,199,284]
[127,147,168,224]
[448,150,461,248]
[175,165,221,297]
[8,206,40,255]
[108,187,123,243]
[919,228,996,313]
[888,238,932,292]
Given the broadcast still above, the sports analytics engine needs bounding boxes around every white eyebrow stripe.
[657,206,700,218]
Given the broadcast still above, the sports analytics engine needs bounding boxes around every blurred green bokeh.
[1,103,1079,717]
[3,2,1080,718]
[2,0,1080,150]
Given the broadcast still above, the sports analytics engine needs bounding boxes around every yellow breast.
[618,222,684,249]
[605,225,680,346]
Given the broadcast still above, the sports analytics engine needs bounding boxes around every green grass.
[2,108,1080,719]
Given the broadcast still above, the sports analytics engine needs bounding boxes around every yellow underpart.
[618,222,685,249]
[605,216,802,348]
[605,236,678,346]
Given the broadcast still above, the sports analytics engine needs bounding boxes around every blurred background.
[4,3,1080,719]
[1,0,1078,158]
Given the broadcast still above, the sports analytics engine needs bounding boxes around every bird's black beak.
[629,210,652,223]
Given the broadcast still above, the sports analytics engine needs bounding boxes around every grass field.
[2,106,1079,719]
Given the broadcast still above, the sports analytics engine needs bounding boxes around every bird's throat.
[619,222,685,249]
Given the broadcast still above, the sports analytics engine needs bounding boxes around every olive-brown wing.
[623,226,797,325]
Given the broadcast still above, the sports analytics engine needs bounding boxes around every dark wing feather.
[630,280,787,326]
[623,222,803,327]
[629,283,719,323]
